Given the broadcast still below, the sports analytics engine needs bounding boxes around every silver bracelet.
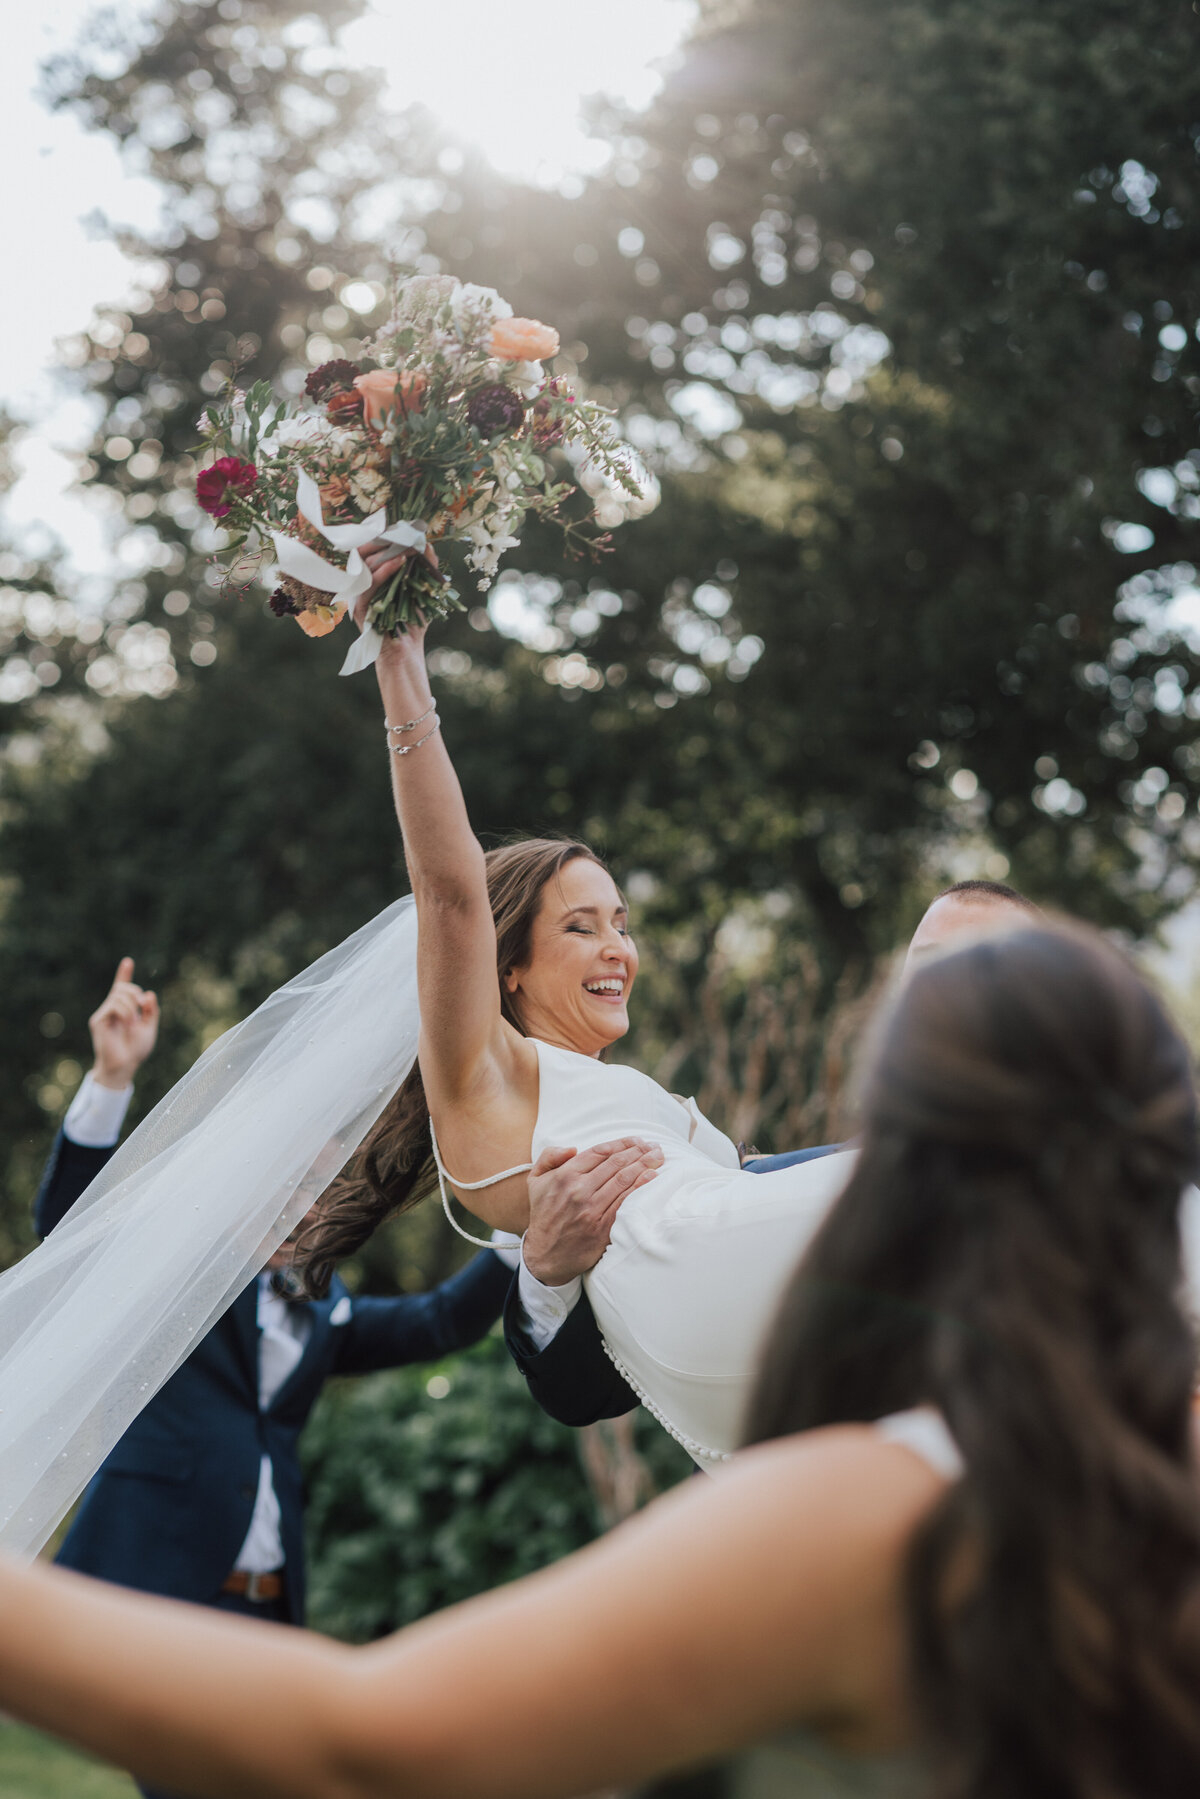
[389,719,442,756]
[385,701,437,736]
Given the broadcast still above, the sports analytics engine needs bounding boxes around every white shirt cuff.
[62,1072,133,1149]
[489,1229,523,1273]
[516,1249,582,1353]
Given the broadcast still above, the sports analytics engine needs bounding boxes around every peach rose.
[490,317,560,362]
[294,601,346,637]
[353,368,427,428]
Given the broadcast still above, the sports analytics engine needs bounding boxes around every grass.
[0,1721,137,1797]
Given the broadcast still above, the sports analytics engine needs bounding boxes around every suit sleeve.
[33,1132,116,1239]
[498,1146,845,1426]
[332,1249,512,1374]
[740,1143,844,1173]
[502,1279,638,1425]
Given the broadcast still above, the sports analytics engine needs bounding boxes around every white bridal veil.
[0,897,421,1558]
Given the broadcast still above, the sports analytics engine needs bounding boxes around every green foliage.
[0,1723,134,1798]
[301,1335,692,1642]
[431,0,1200,933]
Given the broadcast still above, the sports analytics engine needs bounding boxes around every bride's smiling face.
[504,858,638,1057]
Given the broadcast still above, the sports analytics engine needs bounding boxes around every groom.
[35,958,514,1799]
[504,880,1040,1425]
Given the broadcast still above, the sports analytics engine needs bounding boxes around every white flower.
[393,274,460,322]
[463,510,522,580]
[349,465,390,511]
[259,412,328,456]
[453,283,513,324]
[508,359,543,399]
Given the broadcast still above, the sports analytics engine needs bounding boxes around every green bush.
[302,1335,692,1642]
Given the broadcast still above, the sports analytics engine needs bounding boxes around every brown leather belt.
[222,1570,284,1603]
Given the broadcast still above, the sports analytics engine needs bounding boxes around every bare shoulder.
[357,1424,951,1788]
[651,1425,950,1577]
[594,1425,950,1742]
[723,1424,950,1515]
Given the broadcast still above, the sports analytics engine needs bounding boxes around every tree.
[423,0,1200,935]
[4,0,1198,1259]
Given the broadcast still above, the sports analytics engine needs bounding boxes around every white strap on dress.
[428,1116,533,1249]
[875,1406,964,1481]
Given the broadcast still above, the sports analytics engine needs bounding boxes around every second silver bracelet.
[385,701,437,736]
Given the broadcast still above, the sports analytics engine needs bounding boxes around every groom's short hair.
[937,879,1040,913]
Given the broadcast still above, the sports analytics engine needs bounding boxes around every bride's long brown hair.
[293,837,608,1296]
[746,923,1200,1797]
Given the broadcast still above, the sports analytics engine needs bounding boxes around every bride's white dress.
[528,1039,857,1465]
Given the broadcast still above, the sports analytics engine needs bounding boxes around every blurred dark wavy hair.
[746,921,1200,1799]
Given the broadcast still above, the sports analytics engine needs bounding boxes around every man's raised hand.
[88,957,160,1091]
[523,1138,664,1287]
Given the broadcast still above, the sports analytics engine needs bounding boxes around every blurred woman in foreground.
[0,921,1197,1799]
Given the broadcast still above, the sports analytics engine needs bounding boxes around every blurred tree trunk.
[578,1415,660,1529]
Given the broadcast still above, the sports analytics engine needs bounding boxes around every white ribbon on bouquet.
[269,469,427,677]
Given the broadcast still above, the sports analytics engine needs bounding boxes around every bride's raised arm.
[358,551,527,1115]
[335,549,638,1246]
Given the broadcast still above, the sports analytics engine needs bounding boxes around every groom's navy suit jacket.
[503,1144,844,1427]
[36,1132,510,1622]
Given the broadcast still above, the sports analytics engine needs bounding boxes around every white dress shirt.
[63,1071,135,1147]
[234,1279,311,1573]
[486,1228,579,1351]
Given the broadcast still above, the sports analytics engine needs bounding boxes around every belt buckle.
[246,1572,272,1603]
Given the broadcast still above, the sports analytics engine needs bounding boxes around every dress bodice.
[528,1039,858,1466]
[529,1038,743,1171]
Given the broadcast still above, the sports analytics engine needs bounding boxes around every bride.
[293,549,854,1465]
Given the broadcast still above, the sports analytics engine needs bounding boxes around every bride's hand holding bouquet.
[194,274,655,675]
[355,542,437,743]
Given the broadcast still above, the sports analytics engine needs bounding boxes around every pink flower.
[490,317,560,362]
[196,457,257,517]
[353,368,426,428]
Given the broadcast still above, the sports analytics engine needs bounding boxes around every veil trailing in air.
[0,897,421,1558]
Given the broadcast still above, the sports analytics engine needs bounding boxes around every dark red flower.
[268,587,300,617]
[326,388,364,422]
[305,359,361,400]
[466,382,527,437]
[196,457,257,518]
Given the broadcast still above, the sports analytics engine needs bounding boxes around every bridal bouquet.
[194,275,652,673]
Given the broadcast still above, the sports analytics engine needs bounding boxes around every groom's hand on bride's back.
[523,1139,664,1287]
